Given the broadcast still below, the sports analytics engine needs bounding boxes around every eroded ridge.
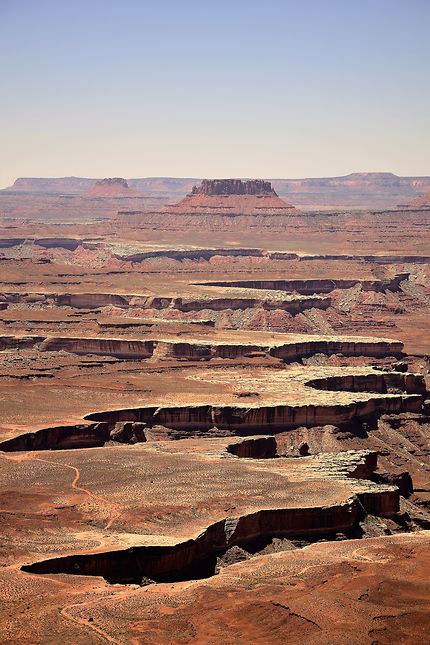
[196,274,408,294]
[0,332,404,359]
[0,365,424,451]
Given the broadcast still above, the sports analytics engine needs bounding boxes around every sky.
[0,0,429,188]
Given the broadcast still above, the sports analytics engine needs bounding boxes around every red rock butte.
[83,177,143,198]
[160,178,300,215]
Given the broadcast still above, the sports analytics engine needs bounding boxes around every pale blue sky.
[1,0,429,187]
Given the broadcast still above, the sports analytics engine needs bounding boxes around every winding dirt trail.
[60,602,124,644]
[32,455,122,530]
[3,451,126,642]
[59,585,143,645]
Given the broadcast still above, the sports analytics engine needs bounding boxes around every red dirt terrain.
[0,177,429,644]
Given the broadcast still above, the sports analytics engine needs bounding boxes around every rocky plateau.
[0,176,429,644]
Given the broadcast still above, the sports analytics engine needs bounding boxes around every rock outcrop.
[0,422,110,452]
[38,336,154,359]
[191,179,276,196]
[83,395,422,437]
[0,333,404,360]
[172,294,331,313]
[199,275,408,294]
[55,293,129,308]
[83,178,143,198]
[159,179,300,216]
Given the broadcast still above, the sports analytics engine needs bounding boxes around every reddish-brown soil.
[1,532,429,644]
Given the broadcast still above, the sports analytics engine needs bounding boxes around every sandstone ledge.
[13,444,398,585]
[0,332,404,360]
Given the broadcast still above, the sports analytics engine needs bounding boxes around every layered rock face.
[17,500,366,583]
[191,179,275,196]
[160,178,300,216]
[82,395,421,436]
[83,178,143,198]
[55,293,129,308]
[0,333,404,360]
[200,275,408,294]
[38,336,154,359]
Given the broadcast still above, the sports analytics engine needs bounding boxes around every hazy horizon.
[1,0,429,188]
[5,169,430,192]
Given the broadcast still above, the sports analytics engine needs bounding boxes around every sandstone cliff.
[159,179,300,216]
[191,179,276,196]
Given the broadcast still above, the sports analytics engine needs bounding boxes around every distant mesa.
[83,178,143,198]
[160,178,300,215]
[5,173,430,210]
[398,189,430,210]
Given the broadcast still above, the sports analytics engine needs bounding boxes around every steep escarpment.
[55,293,129,308]
[0,395,422,451]
[112,247,266,262]
[305,371,426,396]
[1,174,430,645]
[82,395,422,436]
[0,422,110,452]
[199,275,408,294]
[0,238,26,248]
[0,334,405,360]
[0,290,328,315]
[21,448,399,585]
[17,501,367,583]
[0,335,42,350]
[152,336,404,361]
[6,173,430,208]
[1,363,424,451]
[171,294,331,313]
[38,336,154,358]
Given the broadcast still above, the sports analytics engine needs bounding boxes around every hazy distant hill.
[3,172,430,210]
